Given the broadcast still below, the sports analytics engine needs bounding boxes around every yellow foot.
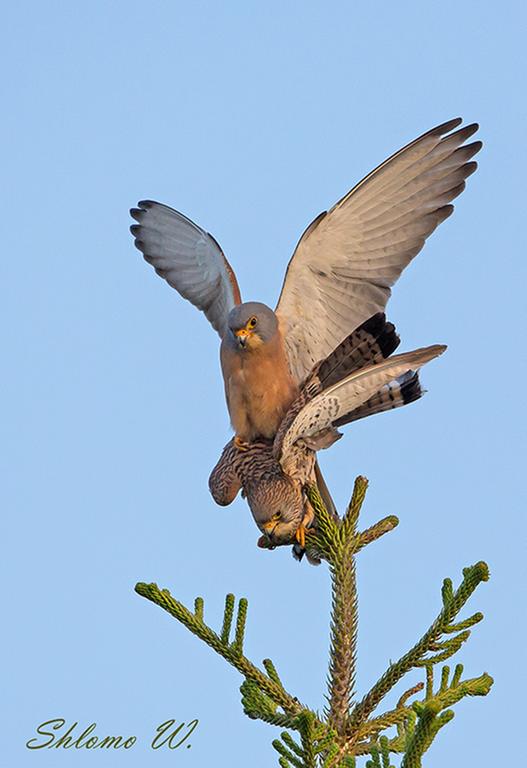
[234,436,251,451]
[295,522,307,549]
[294,500,316,550]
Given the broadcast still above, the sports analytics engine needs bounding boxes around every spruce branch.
[135,582,305,720]
[397,682,425,708]
[296,711,319,768]
[355,706,413,741]
[194,596,204,620]
[264,658,286,688]
[220,593,235,644]
[398,665,494,768]
[417,666,493,712]
[282,731,308,758]
[355,516,399,552]
[366,736,396,768]
[346,561,490,738]
[314,478,367,737]
[306,484,341,563]
[350,684,424,749]
[272,714,327,768]
[342,663,492,765]
[321,742,341,767]
[326,516,359,737]
[400,707,454,768]
[307,478,399,744]
[240,679,296,728]
[342,475,368,536]
[306,478,397,563]
[273,735,306,768]
[233,597,248,654]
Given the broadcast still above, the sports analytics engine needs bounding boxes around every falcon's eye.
[248,316,258,328]
[272,512,282,521]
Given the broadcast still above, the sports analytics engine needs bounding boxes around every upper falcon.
[130,118,481,445]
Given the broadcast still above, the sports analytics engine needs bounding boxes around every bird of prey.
[130,117,479,454]
[209,313,446,561]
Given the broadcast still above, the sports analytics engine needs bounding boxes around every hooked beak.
[234,328,249,348]
[262,520,276,536]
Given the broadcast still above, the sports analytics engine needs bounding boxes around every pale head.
[248,475,304,546]
[225,302,278,351]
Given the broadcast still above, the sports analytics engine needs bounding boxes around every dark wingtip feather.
[356,313,400,357]
[376,320,400,358]
[431,117,463,136]
[463,161,479,178]
[360,312,386,336]
[436,204,455,223]
[355,315,400,359]
[466,139,483,156]
[316,313,400,390]
[448,123,480,143]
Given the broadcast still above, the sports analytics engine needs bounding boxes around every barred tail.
[334,371,424,427]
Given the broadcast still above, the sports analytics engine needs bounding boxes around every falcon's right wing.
[130,200,241,337]
[276,118,481,382]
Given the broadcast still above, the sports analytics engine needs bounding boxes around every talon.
[234,435,250,452]
[295,523,306,549]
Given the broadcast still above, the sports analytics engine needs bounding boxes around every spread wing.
[277,345,446,465]
[276,118,481,381]
[130,200,241,337]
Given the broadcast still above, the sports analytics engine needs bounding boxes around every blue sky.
[3,2,526,766]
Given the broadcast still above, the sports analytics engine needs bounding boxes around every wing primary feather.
[129,200,241,336]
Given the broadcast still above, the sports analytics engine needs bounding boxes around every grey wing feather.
[130,200,241,337]
[276,118,481,381]
[278,345,446,465]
